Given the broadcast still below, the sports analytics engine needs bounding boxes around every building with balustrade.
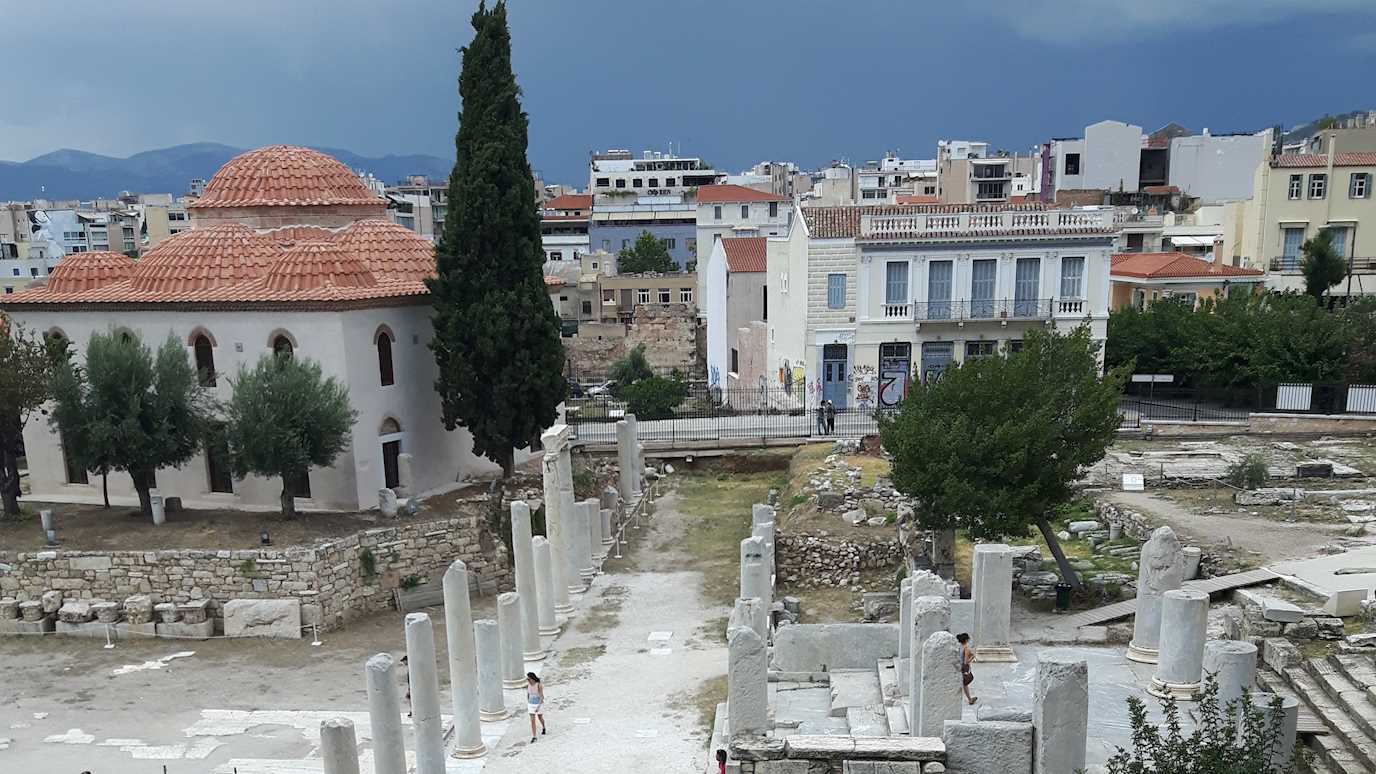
[765,202,1118,411]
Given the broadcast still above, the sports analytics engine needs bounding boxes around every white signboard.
[1122,473,1145,492]
[1131,374,1174,384]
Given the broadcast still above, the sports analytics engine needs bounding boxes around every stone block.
[758,762,822,774]
[156,619,214,639]
[0,617,54,635]
[124,595,154,625]
[849,737,945,761]
[113,622,158,639]
[785,736,856,759]
[922,765,945,774]
[154,602,179,623]
[69,555,112,572]
[943,720,1033,774]
[728,626,769,738]
[301,603,323,627]
[976,706,1033,723]
[1259,596,1304,623]
[91,601,120,623]
[0,598,18,619]
[41,589,62,613]
[845,764,922,774]
[772,624,899,672]
[1323,589,1369,617]
[1262,638,1302,672]
[730,736,786,761]
[1282,618,1317,640]
[862,592,899,621]
[56,620,116,639]
[19,600,44,621]
[1067,521,1101,534]
[178,598,211,624]
[222,598,302,639]
[1313,617,1345,640]
[949,600,975,638]
[57,600,93,623]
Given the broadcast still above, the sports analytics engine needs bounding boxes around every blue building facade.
[588,197,699,269]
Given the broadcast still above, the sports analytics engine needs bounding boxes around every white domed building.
[2,146,517,511]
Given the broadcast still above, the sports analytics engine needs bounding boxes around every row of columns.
[728,502,778,740]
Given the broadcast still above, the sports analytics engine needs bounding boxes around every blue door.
[822,343,848,409]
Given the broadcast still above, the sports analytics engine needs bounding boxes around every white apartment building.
[1168,129,1271,204]
[766,203,1118,411]
[857,152,937,203]
[807,163,857,206]
[588,149,724,197]
[1046,120,1145,193]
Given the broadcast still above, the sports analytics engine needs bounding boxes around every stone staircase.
[1257,652,1376,774]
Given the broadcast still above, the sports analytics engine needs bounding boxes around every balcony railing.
[883,303,910,318]
[860,209,1117,239]
[899,298,1056,321]
[1270,256,1376,273]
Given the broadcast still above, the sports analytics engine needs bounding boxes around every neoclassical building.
[2,145,518,511]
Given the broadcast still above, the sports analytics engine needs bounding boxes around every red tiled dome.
[188,145,385,209]
[331,219,436,282]
[262,241,378,292]
[129,224,278,293]
[44,251,136,293]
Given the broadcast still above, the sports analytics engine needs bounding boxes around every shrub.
[621,374,687,420]
[360,548,377,580]
[1226,453,1268,490]
[608,344,654,397]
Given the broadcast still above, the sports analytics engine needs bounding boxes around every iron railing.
[906,298,1055,321]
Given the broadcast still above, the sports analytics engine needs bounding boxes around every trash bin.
[1054,582,1073,612]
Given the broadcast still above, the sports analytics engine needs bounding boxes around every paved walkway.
[482,487,725,774]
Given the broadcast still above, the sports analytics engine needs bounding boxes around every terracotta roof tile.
[331,218,436,282]
[722,236,766,273]
[128,224,279,294]
[261,241,377,292]
[1272,154,1327,168]
[1111,251,1264,279]
[695,184,787,203]
[1142,185,1180,195]
[895,194,939,205]
[544,194,593,210]
[188,145,386,209]
[44,251,136,293]
[1336,152,1376,166]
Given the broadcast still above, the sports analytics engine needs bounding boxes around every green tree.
[621,374,687,420]
[428,0,565,476]
[0,317,55,517]
[1300,229,1347,305]
[1106,675,1304,773]
[224,354,357,518]
[49,331,212,519]
[608,343,654,396]
[617,230,675,274]
[879,327,1127,589]
[1105,296,1197,375]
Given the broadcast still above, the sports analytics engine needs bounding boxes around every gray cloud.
[981,0,1376,43]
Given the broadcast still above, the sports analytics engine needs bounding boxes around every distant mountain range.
[0,142,454,202]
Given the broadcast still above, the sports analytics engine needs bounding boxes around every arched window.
[379,417,403,490]
[376,327,395,386]
[272,334,294,358]
[379,417,402,435]
[193,334,216,387]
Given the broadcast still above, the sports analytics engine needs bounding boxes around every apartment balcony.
[1270,256,1376,273]
[1113,211,1165,231]
[881,297,1081,322]
[859,209,1117,241]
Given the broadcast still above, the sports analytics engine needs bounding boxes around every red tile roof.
[262,241,378,292]
[44,251,136,293]
[544,194,593,211]
[1111,252,1264,280]
[1142,185,1180,195]
[722,236,766,273]
[544,275,564,286]
[895,194,939,205]
[1272,152,1376,168]
[128,224,281,294]
[331,219,436,283]
[188,145,386,209]
[695,184,787,203]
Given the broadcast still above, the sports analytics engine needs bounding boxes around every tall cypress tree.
[429,0,565,476]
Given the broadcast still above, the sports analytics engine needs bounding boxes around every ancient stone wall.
[776,530,904,588]
[0,512,510,632]
[624,303,699,372]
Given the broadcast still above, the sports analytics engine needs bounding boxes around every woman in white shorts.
[526,672,547,742]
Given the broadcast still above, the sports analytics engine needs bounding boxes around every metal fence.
[1117,382,1376,428]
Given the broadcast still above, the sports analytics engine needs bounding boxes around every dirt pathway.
[1105,491,1346,562]
[481,486,726,774]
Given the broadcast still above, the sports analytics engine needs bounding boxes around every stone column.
[319,718,360,774]
[917,631,963,737]
[1203,640,1258,711]
[1251,692,1299,772]
[1151,588,1209,700]
[729,597,767,642]
[531,536,561,636]
[972,543,1016,663]
[616,419,638,501]
[898,578,914,659]
[557,449,585,596]
[727,625,769,738]
[751,507,775,581]
[573,500,595,582]
[497,592,525,689]
[1033,652,1088,774]
[599,507,614,547]
[474,619,510,720]
[584,498,604,562]
[540,427,573,613]
[908,594,951,734]
[396,453,414,496]
[403,613,448,773]
[739,536,771,615]
[441,562,486,758]
[625,412,645,484]
[1128,526,1186,664]
[364,654,407,774]
[509,501,546,661]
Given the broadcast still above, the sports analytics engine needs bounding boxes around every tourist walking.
[526,672,547,742]
[815,402,828,435]
[824,400,837,434]
[956,632,977,705]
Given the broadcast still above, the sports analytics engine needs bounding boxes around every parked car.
[586,380,615,398]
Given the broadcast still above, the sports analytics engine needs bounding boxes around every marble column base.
[450,741,487,759]
[539,623,562,636]
[1149,676,1201,701]
[974,645,1017,663]
[523,647,549,661]
[479,708,512,722]
[502,677,526,690]
[1126,641,1159,664]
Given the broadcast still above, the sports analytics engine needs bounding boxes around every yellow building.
[1110,251,1264,309]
